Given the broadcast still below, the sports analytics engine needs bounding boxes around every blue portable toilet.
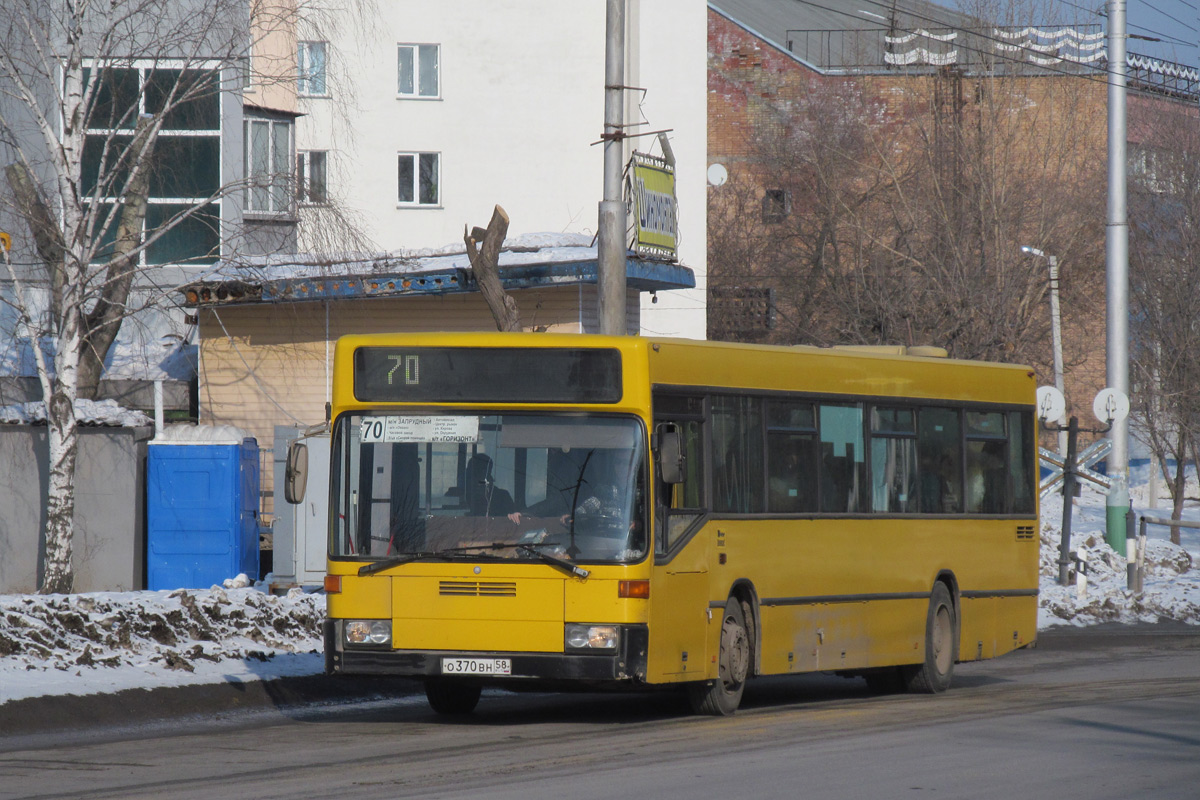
[147,425,260,590]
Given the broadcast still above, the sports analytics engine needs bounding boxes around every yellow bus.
[287,332,1039,715]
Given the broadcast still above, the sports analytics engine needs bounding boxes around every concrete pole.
[1047,255,1067,455]
[597,0,627,336]
[1059,417,1080,586]
[1106,0,1130,552]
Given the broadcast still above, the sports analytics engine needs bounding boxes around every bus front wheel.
[903,582,957,694]
[687,598,750,716]
[425,679,482,715]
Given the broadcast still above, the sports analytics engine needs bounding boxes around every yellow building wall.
[243,0,299,114]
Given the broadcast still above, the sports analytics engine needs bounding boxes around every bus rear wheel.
[903,582,957,694]
[687,598,750,716]
[425,679,482,715]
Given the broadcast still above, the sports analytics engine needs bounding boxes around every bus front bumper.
[324,621,649,683]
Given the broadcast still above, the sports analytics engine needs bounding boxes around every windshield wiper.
[357,542,590,579]
[516,544,590,579]
[357,544,510,576]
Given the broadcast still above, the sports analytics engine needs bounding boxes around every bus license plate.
[441,657,511,676]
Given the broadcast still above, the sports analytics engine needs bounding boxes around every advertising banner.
[628,152,678,260]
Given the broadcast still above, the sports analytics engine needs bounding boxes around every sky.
[2,461,1199,706]
[1126,0,1200,65]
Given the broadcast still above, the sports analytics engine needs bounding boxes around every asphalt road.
[2,625,1198,800]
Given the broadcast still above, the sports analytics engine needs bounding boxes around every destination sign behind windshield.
[354,347,623,404]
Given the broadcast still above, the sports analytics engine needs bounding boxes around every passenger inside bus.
[464,453,517,517]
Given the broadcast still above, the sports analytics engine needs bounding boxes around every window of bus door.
[656,418,704,554]
[330,413,647,563]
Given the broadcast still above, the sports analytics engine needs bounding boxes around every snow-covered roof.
[180,232,695,307]
[150,423,249,444]
[0,304,196,383]
[0,398,151,427]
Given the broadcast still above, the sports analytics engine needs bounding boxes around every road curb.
[0,674,421,740]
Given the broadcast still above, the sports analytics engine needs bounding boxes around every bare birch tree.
[0,0,370,593]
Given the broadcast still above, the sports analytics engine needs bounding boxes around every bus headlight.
[565,624,620,650]
[344,620,391,646]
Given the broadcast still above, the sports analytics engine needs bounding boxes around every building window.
[762,189,790,223]
[397,152,439,205]
[297,150,328,204]
[397,44,440,98]
[298,41,328,96]
[82,65,222,265]
[245,117,293,214]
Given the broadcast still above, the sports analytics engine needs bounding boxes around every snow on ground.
[3,469,1200,706]
[0,583,325,704]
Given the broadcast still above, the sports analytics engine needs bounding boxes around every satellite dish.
[1036,386,1066,424]
[707,163,728,187]
[1093,388,1130,424]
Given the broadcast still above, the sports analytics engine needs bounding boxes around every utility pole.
[1106,0,1130,552]
[597,0,627,336]
[1021,246,1067,455]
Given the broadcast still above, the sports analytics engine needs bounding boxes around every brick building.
[705,0,1196,431]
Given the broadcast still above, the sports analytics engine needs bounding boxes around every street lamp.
[1022,245,1068,455]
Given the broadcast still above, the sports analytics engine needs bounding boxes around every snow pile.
[1037,488,1200,627]
[151,423,249,444]
[0,398,151,427]
[0,586,323,703]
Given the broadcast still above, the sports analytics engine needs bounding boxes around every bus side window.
[766,400,817,513]
[818,404,865,513]
[712,395,764,513]
[869,407,918,513]
[917,408,962,513]
[966,411,1008,514]
[1009,411,1035,514]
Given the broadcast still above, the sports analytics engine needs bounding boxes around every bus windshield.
[331,413,646,564]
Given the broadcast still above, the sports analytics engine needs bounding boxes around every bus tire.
[687,598,750,716]
[903,582,957,694]
[425,679,482,715]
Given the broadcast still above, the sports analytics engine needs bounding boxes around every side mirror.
[657,423,685,485]
[284,441,308,504]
